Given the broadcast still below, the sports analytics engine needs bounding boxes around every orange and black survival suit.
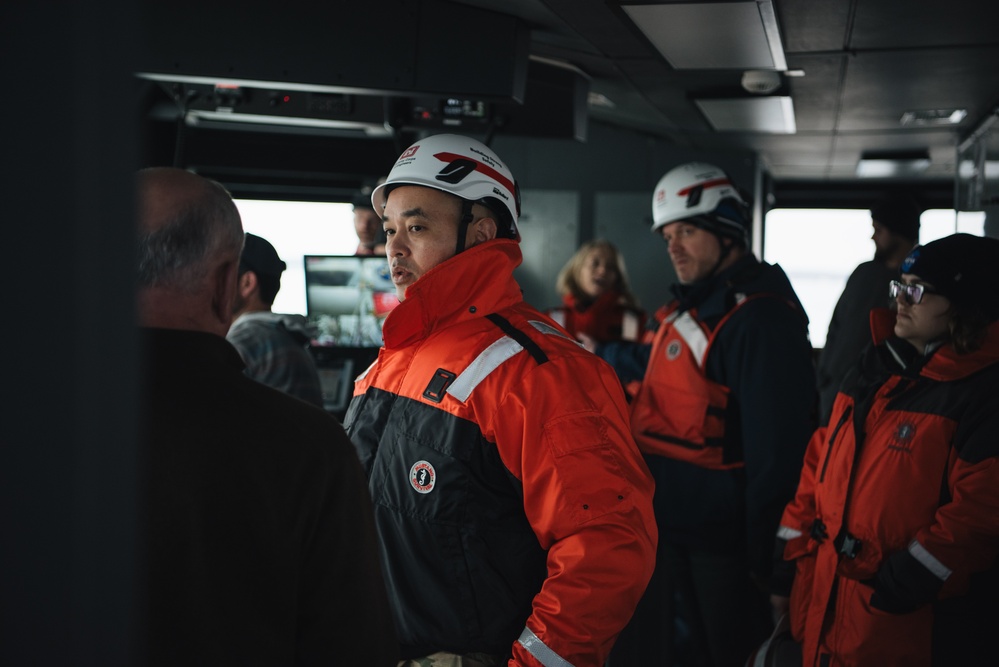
[344,239,658,667]
[776,311,999,666]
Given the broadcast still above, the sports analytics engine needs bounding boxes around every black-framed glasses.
[889,279,938,305]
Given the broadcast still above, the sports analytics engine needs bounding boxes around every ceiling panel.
[778,0,851,54]
[838,46,999,132]
[849,0,999,50]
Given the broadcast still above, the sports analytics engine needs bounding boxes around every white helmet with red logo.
[371,134,521,240]
[651,162,750,246]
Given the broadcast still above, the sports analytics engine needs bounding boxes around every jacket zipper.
[819,404,853,483]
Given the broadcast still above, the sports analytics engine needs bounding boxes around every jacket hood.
[230,311,317,344]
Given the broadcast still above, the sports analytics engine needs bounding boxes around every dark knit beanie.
[871,196,921,243]
[900,233,999,320]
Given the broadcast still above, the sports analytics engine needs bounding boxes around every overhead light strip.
[694,96,796,134]
[621,1,788,70]
[185,110,392,136]
[136,71,401,97]
[757,1,788,71]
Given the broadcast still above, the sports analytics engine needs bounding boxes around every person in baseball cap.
[228,232,323,406]
[240,233,286,280]
[895,232,999,353]
[776,231,999,666]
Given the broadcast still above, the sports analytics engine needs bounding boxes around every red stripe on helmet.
[433,151,516,198]
[677,178,731,196]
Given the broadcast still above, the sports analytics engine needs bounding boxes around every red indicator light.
[283,95,290,103]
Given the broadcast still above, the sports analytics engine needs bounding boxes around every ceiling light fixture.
[622,1,787,70]
[694,96,796,133]
[856,151,931,178]
[184,110,392,137]
[900,109,967,126]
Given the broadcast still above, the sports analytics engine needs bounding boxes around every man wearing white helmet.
[343,134,657,667]
[599,162,816,667]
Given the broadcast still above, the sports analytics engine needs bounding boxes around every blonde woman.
[548,239,645,343]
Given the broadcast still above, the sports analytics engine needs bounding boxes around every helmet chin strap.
[688,216,736,282]
[455,198,475,255]
[708,233,735,278]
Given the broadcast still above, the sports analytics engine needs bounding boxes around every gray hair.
[136,177,244,291]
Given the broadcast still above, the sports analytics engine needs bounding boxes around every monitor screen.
[304,255,400,346]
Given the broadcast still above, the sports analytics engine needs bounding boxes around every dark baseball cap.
[900,233,999,320]
[239,233,286,277]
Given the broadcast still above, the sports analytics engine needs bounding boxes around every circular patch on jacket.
[409,460,436,494]
[666,340,683,360]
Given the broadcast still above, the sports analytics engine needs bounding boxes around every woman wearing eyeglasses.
[769,233,999,666]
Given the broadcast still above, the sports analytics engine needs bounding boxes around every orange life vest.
[629,295,769,470]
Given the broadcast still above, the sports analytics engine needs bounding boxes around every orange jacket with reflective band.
[344,240,657,667]
[629,295,768,470]
[777,311,999,666]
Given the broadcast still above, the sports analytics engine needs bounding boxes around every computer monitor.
[304,255,400,346]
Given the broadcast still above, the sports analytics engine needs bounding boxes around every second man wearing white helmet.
[599,162,816,667]
[343,134,658,667]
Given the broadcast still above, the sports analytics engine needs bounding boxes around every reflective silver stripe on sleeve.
[446,336,523,402]
[776,525,803,540]
[447,321,574,402]
[517,627,575,667]
[355,359,377,382]
[672,311,709,367]
[529,319,581,345]
[909,540,952,581]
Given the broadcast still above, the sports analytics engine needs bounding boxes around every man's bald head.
[136,168,244,333]
[136,167,244,292]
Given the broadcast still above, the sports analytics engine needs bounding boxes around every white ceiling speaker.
[741,70,782,95]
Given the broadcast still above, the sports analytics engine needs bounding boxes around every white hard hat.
[651,162,750,245]
[372,134,521,239]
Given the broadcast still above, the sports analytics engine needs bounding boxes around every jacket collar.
[869,308,999,381]
[381,239,525,348]
[672,255,754,315]
[141,327,246,376]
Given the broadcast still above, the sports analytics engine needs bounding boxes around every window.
[233,199,360,315]
[763,208,984,348]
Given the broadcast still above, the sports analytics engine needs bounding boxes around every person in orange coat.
[344,134,658,667]
[773,233,999,666]
[547,239,645,344]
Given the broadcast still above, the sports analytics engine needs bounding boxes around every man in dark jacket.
[136,167,397,666]
[600,162,816,667]
[814,194,920,424]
